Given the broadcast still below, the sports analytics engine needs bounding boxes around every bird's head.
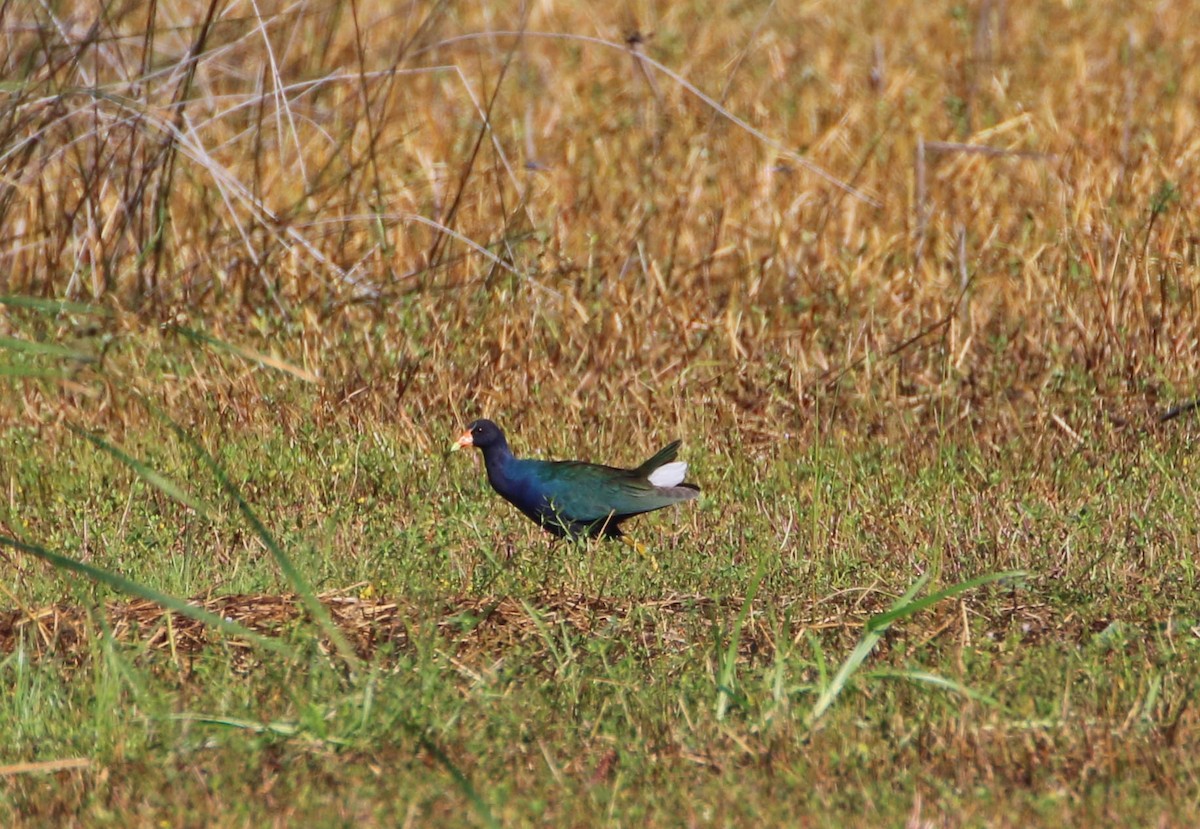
[452,418,504,451]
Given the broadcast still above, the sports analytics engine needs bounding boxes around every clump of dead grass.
[0,590,781,663]
[0,584,1105,670]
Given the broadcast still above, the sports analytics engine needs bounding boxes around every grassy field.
[3,0,1200,825]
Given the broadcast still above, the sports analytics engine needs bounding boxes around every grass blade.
[378,708,500,829]
[807,573,929,727]
[0,365,69,379]
[715,558,767,721]
[0,535,291,656]
[167,325,319,382]
[0,336,95,362]
[413,726,499,829]
[69,426,214,517]
[865,669,1000,707]
[865,570,1027,632]
[0,295,111,316]
[151,406,361,671]
[807,569,1026,727]
[168,713,352,746]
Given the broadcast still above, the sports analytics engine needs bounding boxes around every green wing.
[529,452,697,522]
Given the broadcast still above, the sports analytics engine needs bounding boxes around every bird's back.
[500,456,698,535]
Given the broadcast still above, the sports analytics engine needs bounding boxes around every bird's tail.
[633,440,698,492]
[633,440,681,477]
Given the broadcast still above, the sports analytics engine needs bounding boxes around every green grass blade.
[412,727,500,829]
[807,573,929,727]
[167,325,318,382]
[0,365,69,379]
[807,570,1026,727]
[865,570,1027,632]
[0,336,95,362]
[0,295,111,316]
[78,395,496,829]
[374,703,499,828]
[168,713,353,746]
[865,669,1000,707]
[716,558,767,721]
[69,426,213,517]
[0,535,291,656]
[151,407,361,671]
[806,629,828,694]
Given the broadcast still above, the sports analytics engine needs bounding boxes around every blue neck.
[480,439,516,486]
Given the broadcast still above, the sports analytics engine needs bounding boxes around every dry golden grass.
[3,0,1197,448]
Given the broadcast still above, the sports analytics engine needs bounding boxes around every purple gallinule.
[452,419,699,540]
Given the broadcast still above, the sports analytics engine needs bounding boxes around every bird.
[451,419,699,541]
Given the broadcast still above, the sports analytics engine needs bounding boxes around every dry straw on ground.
[0,591,791,662]
[0,587,1090,669]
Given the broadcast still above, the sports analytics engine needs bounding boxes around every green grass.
[3,364,1198,826]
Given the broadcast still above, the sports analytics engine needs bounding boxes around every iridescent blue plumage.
[454,419,699,539]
